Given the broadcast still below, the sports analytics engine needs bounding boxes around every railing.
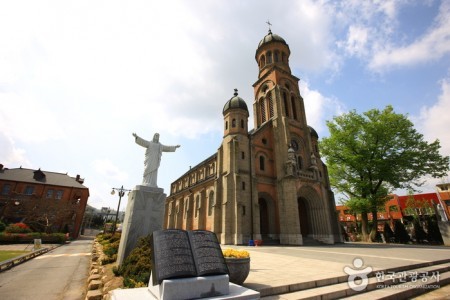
[0,246,57,272]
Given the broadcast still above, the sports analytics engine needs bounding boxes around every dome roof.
[257,29,287,49]
[223,89,248,115]
[308,126,319,139]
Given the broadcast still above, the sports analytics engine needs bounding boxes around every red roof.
[397,193,439,210]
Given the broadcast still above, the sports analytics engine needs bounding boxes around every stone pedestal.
[438,221,450,246]
[116,185,166,265]
[110,283,259,300]
[148,274,229,299]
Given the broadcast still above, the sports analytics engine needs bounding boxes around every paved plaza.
[229,242,450,299]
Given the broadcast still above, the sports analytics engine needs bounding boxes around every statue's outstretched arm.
[133,133,149,147]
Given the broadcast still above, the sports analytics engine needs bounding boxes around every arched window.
[232,119,236,127]
[274,51,279,62]
[208,191,214,216]
[241,119,244,128]
[291,96,298,120]
[195,195,200,218]
[268,92,274,118]
[225,121,228,130]
[259,155,265,171]
[266,51,272,64]
[283,92,289,117]
[260,55,266,68]
[260,100,266,123]
[282,52,287,63]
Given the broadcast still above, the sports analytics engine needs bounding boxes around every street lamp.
[111,185,131,235]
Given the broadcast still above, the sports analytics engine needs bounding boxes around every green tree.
[320,105,449,241]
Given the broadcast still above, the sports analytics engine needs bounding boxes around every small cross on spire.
[266,20,272,33]
[234,88,238,96]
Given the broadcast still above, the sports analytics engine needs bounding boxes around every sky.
[1,0,450,210]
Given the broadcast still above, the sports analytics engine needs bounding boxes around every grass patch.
[0,250,30,262]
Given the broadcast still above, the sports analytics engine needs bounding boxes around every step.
[344,271,450,299]
[257,259,450,297]
[261,262,450,300]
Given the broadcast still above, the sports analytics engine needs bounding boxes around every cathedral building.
[164,30,342,245]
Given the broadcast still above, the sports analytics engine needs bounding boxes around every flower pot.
[225,257,250,285]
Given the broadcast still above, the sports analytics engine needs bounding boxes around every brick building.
[0,165,89,238]
[164,30,342,245]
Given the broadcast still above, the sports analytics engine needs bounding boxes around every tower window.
[266,51,272,64]
[260,101,266,123]
[262,138,267,145]
[283,92,289,117]
[268,92,274,118]
[259,155,265,171]
[282,52,287,62]
[274,51,279,62]
[291,96,298,120]
[241,119,244,128]
[242,181,246,190]
[241,151,245,159]
[260,55,266,68]
[232,119,236,127]
[225,121,228,130]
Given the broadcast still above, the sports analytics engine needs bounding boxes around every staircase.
[261,259,450,299]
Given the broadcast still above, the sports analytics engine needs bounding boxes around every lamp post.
[111,185,131,235]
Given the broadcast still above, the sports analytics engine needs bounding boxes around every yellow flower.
[222,249,250,258]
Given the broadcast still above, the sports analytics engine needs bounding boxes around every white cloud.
[300,81,346,137]
[344,26,369,57]
[414,76,450,190]
[418,77,450,156]
[0,133,31,168]
[92,159,129,182]
[369,1,450,71]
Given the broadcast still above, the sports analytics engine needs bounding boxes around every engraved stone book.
[151,229,229,285]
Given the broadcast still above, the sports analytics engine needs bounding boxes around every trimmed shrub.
[115,235,152,288]
[5,223,32,234]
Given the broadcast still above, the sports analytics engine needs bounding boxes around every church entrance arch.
[297,185,328,242]
[258,198,269,234]
[257,193,277,239]
[297,197,309,236]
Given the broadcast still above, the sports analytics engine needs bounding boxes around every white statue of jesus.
[133,132,180,187]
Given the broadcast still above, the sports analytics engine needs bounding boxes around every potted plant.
[222,249,250,285]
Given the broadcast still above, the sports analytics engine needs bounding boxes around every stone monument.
[111,229,260,300]
[116,132,180,266]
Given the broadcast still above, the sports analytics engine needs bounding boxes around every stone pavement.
[226,242,450,299]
